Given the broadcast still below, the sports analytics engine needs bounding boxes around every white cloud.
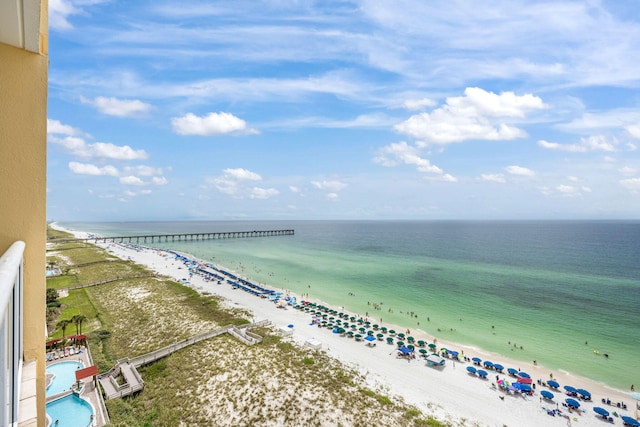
[51,135,148,160]
[119,176,145,186]
[207,168,276,199]
[123,165,163,177]
[289,186,300,193]
[311,180,348,192]
[480,173,506,183]
[538,135,616,152]
[620,177,640,191]
[627,125,640,139]
[49,0,80,30]
[250,187,279,199]
[326,193,339,200]
[151,176,168,185]
[395,87,546,145]
[82,96,152,117]
[402,98,436,111]
[68,162,119,176]
[619,167,637,177]
[505,165,536,177]
[47,119,83,136]
[430,173,458,183]
[171,112,257,136]
[373,141,443,174]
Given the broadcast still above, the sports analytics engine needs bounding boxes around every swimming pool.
[46,394,94,427]
[46,361,84,396]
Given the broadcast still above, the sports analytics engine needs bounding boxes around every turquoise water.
[46,361,84,396]
[61,220,640,390]
[46,394,93,427]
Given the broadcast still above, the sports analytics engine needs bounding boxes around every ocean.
[60,220,640,391]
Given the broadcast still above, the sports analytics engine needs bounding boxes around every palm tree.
[57,319,71,338]
[74,315,87,335]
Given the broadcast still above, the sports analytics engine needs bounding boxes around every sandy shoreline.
[54,224,638,427]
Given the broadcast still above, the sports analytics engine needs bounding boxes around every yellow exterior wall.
[0,29,48,427]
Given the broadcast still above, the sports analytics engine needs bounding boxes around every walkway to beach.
[98,320,270,400]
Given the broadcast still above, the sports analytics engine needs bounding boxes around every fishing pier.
[51,229,294,244]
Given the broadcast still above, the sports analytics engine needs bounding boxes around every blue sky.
[47,0,640,221]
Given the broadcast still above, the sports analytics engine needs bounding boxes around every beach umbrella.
[364,335,376,342]
[407,336,415,343]
[564,385,577,394]
[367,330,374,336]
[547,380,560,389]
[518,372,530,379]
[622,416,640,427]
[386,337,394,344]
[565,398,580,408]
[417,340,425,347]
[519,384,532,392]
[351,324,357,330]
[577,389,591,399]
[398,346,413,355]
[354,334,362,340]
[350,316,356,322]
[428,343,437,349]
[483,360,494,368]
[388,329,396,336]
[419,349,428,355]
[372,324,379,330]
[466,366,477,374]
[381,327,388,333]
[472,357,482,365]
[397,333,406,339]
[376,333,384,339]
[396,341,405,347]
[517,377,532,385]
[593,407,609,417]
[541,390,554,400]
[477,370,488,378]
[342,322,349,329]
[408,344,415,351]
[359,327,366,333]
[507,368,518,376]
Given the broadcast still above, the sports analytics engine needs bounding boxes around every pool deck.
[46,344,109,427]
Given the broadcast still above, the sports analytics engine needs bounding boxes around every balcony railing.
[0,241,25,427]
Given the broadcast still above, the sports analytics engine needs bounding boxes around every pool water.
[46,394,93,427]
[46,361,84,396]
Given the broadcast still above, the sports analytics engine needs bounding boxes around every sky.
[46,0,640,221]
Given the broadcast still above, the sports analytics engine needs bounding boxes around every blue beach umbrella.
[477,369,488,378]
[565,398,580,408]
[472,357,482,365]
[483,361,494,368]
[541,390,554,400]
[518,371,530,379]
[398,346,413,355]
[466,366,477,374]
[493,363,504,371]
[519,384,532,392]
[564,385,577,394]
[364,335,376,342]
[507,368,518,376]
[593,407,609,417]
[577,388,591,399]
[547,380,560,389]
[621,416,640,427]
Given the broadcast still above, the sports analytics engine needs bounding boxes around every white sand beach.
[57,226,637,427]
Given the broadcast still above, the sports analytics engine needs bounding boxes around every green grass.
[46,275,79,290]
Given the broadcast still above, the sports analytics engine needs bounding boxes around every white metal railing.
[0,241,25,427]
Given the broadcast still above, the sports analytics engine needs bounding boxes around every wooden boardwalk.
[98,320,270,400]
[50,229,294,244]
